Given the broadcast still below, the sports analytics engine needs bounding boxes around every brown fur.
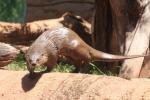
[25,27,148,75]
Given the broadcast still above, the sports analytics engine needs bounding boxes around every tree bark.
[0,20,63,44]
[0,70,150,100]
[93,0,150,78]
[93,0,128,71]
[119,1,150,79]
[92,0,109,51]
[109,0,129,54]
[92,0,113,70]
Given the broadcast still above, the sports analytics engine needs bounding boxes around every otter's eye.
[37,58,40,62]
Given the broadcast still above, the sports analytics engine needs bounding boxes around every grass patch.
[52,62,75,73]
[6,53,116,76]
[6,54,27,71]
[89,63,106,75]
[6,54,76,73]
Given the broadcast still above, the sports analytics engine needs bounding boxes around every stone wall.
[26,0,94,22]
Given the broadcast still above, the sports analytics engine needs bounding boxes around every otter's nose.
[31,63,36,66]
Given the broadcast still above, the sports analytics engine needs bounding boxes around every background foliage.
[0,0,26,22]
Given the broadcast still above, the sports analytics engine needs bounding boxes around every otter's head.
[25,47,49,72]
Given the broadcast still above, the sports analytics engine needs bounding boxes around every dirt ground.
[0,70,150,100]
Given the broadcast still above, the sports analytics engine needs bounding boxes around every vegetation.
[0,0,26,22]
[7,54,27,71]
[6,54,115,75]
[6,54,75,72]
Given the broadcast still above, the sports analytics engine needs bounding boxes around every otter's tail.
[90,48,148,62]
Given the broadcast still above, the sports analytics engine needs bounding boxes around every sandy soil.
[0,70,150,100]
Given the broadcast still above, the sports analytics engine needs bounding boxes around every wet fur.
[26,27,147,75]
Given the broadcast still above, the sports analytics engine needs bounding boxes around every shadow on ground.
[21,72,43,92]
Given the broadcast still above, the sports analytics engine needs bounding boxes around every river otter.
[25,27,148,76]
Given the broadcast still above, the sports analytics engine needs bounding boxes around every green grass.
[89,63,106,75]
[52,62,75,73]
[6,54,76,73]
[6,53,115,76]
[6,54,27,71]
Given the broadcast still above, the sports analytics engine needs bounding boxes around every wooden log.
[0,13,91,45]
[0,22,23,44]
[0,43,19,67]
[0,70,149,100]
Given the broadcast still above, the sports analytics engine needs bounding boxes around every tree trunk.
[92,0,113,71]
[92,0,109,51]
[93,0,150,78]
[0,70,150,100]
[119,1,150,79]
[93,0,128,71]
